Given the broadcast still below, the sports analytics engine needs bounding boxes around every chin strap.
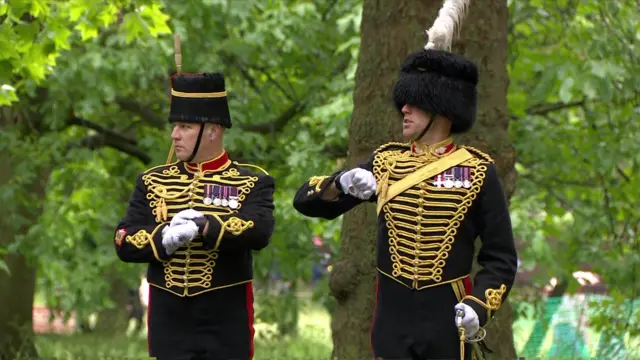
[186,123,205,163]
[412,112,437,142]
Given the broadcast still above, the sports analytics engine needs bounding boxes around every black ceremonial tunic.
[293,142,518,360]
[114,152,275,360]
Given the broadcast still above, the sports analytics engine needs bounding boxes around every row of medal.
[432,167,472,189]
[203,184,239,209]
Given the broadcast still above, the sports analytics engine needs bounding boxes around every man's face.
[401,104,431,140]
[170,122,201,161]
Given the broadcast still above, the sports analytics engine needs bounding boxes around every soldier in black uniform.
[292,49,518,359]
[114,72,275,360]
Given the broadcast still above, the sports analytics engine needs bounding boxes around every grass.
[27,300,640,360]
[32,301,332,360]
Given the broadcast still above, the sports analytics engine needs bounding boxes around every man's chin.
[401,130,415,140]
[174,152,189,162]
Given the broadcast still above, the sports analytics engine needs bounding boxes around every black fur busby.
[392,49,478,133]
[168,72,232,128]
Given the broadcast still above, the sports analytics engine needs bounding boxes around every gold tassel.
[161,199,168,221]
[376,171,390,200]
[156,198,168,222]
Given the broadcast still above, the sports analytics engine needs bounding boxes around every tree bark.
[93,270,133,334]
[329,0,515,359]
[0,154,39,360]
[0,104,52,360]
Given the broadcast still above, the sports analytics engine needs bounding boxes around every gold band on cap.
[170,89,227,98]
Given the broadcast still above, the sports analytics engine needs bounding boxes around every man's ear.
[207,124,218,139]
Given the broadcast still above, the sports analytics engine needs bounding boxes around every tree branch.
[526,100,585,116]
[67,134,151,164]
[66,116,151,164]
[68,116,138,145]
[240,100,307,133]
[115,97,165,128]
[233,51,353,134]
[321,0,339,21]
[519,173,600,188]
[521,177,591,219]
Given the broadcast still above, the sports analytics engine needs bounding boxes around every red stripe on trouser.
[246,282,255,360]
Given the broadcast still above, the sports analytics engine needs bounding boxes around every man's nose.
[170,127,179,140]
[401,104,411,114]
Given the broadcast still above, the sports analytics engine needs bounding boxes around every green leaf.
[0,83,18,105]
[558,77,574,103]
[0,259,9,275]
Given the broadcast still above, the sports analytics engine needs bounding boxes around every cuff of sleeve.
[203,214,225,251]
[321,172,348,201]
[462,296,489,327]
[150,223,170,261]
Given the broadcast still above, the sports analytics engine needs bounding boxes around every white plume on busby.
[424,0,471,51]
[392,0,478,134]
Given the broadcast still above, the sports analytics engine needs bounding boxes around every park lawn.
[31,302,332,360]
[27,301,640,360]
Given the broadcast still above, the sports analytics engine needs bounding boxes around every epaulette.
[374,141,411,155]
[142,161,180,175]
[461,145,494,163]
[232,161,269,176]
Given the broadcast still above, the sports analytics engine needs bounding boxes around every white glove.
[338,168,376,200]
[454,303,480,338]
[170,209,205,227]
[161,221,199,255]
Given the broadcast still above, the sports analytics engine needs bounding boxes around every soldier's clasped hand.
[161,221,199,255]
[453,302,479,338]
[170,209,205,227]
[339,168,377,200]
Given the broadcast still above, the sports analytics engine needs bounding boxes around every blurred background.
[0,0,638,359]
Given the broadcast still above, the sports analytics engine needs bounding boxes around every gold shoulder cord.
[232,161,269,175]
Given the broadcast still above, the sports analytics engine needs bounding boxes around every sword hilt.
[456,309,466,360]
[456,308,465,328]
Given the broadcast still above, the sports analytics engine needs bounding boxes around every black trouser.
[370,274,473,360]
[148,282,254,360]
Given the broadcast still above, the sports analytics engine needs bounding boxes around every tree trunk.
[0,156,38,360]
[329,0,516,359]
[93,270,133,334]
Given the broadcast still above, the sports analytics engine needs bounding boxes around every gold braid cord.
[140,163,259,296]
[125,230,152,249]
[459,326,466,360]
[463,284,508,320]
[304,175,329,196]
[223,217,254,235]
[210,215,254,251]
[372,144,487,290]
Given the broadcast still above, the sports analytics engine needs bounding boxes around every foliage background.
[0,0,638,358]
